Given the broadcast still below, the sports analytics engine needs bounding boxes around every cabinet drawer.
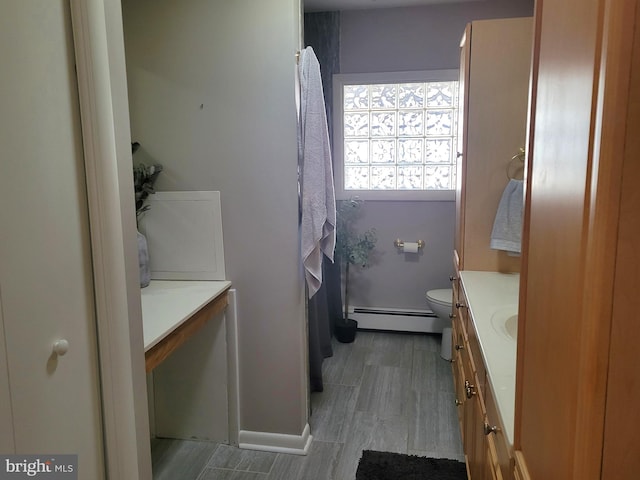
[455,320,478,391]
[455,287,471,338]
[453,349,466,427]
[485,379,512,480]
[452,281,460,325]
[466,314,486,397]
[452,320,467,427]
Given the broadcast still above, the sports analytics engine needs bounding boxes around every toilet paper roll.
[403,242,420,253]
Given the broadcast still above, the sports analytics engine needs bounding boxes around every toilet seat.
[426,288,453,307]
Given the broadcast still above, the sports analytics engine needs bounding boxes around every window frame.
[333,69,459,201]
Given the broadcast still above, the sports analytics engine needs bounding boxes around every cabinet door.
[452,318,466,428]
[456,18,531,273]
[466,373,485,480]
[455,23,471,267]
[0,1,105,475]
[485,434,503,480]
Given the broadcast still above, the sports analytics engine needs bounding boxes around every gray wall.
[123,0,307,437]
[338,0,534,310]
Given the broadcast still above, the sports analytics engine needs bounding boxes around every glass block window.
[338,78,459,198]
[333,70,459,201]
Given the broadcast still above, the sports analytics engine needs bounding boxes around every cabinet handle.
[456,302,466,309]
[455,399,463,406]
[449,275,456,282]
[449,313,456,319]
[465,380,476,399]
[455,344,464,351]
[484,423,498,435]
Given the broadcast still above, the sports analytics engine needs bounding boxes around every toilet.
[426,288,453,360]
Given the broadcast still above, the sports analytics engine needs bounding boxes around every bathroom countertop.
[459,271,519,445]
[141,280,231,353]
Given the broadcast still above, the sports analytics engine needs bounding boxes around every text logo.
[0,455,77,479]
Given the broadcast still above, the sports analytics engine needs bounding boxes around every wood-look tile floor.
[152,331,464,480]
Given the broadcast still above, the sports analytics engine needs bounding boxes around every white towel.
[490,179,524,254]
[298,47,337,298]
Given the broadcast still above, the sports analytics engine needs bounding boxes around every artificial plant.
[132,142,163,221]
[335,197,377,325]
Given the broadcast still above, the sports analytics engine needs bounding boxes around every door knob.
[52,339,69,356]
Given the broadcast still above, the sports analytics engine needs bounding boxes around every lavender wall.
[338,0,534,310]
[340,0,535,73]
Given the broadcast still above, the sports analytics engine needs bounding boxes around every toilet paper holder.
[394,239,425,249]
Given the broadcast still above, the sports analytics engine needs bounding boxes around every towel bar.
[506,148,525,180]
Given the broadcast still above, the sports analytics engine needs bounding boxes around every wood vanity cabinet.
[452,282,510,480]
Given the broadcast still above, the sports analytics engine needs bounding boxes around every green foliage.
[133,162,163,219]
[335,198,377,323]
[336,198,377,268]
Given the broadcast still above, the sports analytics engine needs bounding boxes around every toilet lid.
[426,288,453,306]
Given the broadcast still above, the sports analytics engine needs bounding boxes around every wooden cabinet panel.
[455,24,470,266]
[515,0,640,478]
[600,2,640,477]
[515,0,639,478]
[455,18,532,274]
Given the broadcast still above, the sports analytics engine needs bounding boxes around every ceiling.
[304,0,484,13]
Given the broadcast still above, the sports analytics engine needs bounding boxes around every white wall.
[123,0,306,437]
[0,0,105,473]
[338,0,534,310]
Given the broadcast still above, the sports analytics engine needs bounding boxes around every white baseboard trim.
[238,423,312,456]
[350,307,448,333]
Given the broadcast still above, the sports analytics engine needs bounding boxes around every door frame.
[69,0,152,478]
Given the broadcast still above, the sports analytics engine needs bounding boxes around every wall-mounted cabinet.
[455,17,533,273]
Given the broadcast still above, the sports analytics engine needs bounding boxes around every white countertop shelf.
[141,280,231,352]
[459,270,519,445]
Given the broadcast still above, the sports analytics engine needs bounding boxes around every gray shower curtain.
[304,11,341,393]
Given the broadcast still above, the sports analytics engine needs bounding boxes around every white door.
[0,1,105,478]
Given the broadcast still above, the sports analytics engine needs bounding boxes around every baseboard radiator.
[349,306,448,333]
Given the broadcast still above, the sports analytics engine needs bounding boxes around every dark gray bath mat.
[356,450,467,480]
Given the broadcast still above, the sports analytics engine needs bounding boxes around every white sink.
[491,306,518,341]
